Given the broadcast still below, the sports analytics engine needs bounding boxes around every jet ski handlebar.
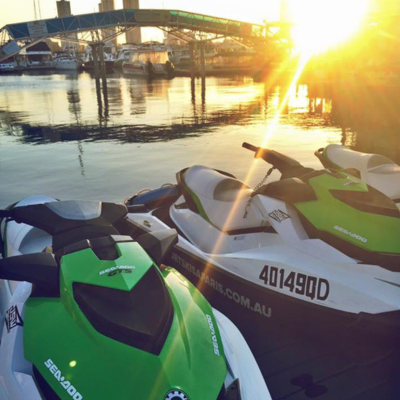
[242,142,304,174]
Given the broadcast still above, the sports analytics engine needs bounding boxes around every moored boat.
[22,42,54,71]
[80,47,115,72]
[113,47,138,68]
[122,49,174,78]
[0,62,17,73]
[54,56,80,71]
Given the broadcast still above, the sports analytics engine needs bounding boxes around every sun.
[287,0,368,55]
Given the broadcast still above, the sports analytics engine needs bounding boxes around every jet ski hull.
[1,195,271,400]
[125,185,400,340]
[173,250,400,339]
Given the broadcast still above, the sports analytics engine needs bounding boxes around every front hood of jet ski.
[24,243,227,400]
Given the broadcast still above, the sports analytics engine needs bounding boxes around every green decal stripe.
[296,174,400,253]
[182,171,211,222]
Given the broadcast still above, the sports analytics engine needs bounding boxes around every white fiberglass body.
[317,144,400,202]
[128,193,400,319]
[0,195,270,400]
[125,144,400,335]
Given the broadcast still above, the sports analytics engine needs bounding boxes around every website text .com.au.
[171,252,272,318]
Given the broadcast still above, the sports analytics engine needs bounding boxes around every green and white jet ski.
[315,144,400,206]
[125,142,400,338]
[0,196,270,400]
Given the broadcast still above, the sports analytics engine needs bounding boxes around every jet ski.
[0,195,270,400]
[125,142,400,338]
[315,144,400,206]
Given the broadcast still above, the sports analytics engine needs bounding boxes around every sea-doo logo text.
[44,359,83,400]
[334,225,367,243]
[343,180,360,187]
[205,314,220,356]
[269,209,290,223]
[164,390,188,400]
[99,266,136,276]
[5,305,23,333]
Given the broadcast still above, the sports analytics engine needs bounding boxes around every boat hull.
[0,63,17,73]
[122,64,149,76]
[80,60,114,71]
[164,243,400,339]
[122,63,170,77]
[54,60,80,71]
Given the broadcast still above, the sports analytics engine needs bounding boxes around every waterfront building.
[98,0,114,12]
[56,0,77,52]
[98,0,117,49]
[56,0,71,18]
[123,0,142,44]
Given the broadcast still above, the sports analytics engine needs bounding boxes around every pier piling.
[98,43,107,84]
[91,43,100,82]
[189,42,196,79]
[90,42,108,118]
[199,42,206,79]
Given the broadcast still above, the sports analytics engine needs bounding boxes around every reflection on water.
[1,71,400,207]
[308,82,400,162]
[0,73,271,144]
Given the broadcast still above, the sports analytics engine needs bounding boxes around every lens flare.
[288,0,368,55]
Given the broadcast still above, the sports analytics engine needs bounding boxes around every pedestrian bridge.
[0,9,291,62]
[2,9,269,42]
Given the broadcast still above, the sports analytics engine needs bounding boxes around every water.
[1,70,400,399]
[1,70,399,208]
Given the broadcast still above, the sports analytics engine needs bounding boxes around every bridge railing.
[2,9,266,42]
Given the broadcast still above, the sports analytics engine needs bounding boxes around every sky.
[0,0,281,29]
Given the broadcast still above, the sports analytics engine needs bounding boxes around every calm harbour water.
[1,70,399,208]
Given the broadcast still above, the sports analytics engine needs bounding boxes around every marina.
[1,1,400,399]
[0,40,260,77]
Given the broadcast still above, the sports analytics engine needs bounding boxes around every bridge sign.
[27,21,48,37]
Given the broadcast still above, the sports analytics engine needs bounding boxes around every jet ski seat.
[323,144,400,201]
[11,200,127,251]
[178,165,269,232]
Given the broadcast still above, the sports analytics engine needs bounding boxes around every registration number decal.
[259,266,329,301]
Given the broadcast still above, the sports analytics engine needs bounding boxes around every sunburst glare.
[288,0,368,55]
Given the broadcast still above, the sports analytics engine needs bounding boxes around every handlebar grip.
[0,210,13,219]
[242,142,309,176]
[242,142,273,163]
[242,142,259,153]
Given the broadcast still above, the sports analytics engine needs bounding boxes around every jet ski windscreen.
[74,267,173,354]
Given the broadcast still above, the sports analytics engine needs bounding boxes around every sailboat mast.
[38,0,42,19]
[33,0,38,20]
